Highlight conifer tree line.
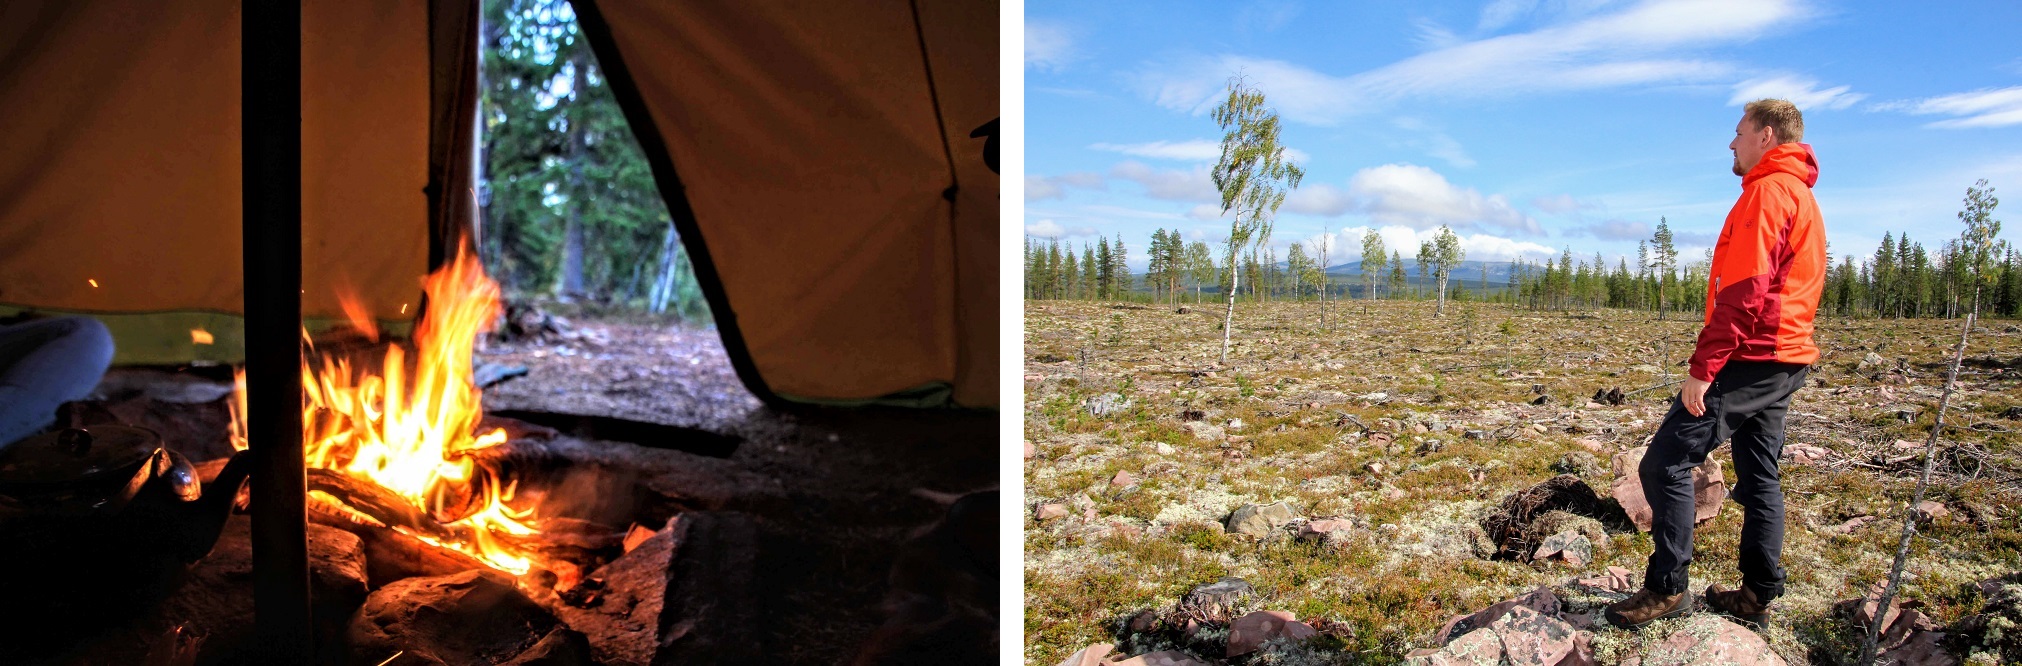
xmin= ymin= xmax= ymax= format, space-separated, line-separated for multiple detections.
xmin=1025 ymin=182 xmax=2014 ymax=319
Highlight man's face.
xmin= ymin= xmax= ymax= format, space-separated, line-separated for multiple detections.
xmin=1729 ymin=114 xmax=1774 ymax=176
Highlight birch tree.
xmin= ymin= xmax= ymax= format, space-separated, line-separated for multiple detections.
xmin=1209 ymin=76 xmax=1304 ymax=364
xmin=1417 ymin=225 xmax=1466 ymax=316
xmin=1361 ymin=229 xmax=1387 ymax=301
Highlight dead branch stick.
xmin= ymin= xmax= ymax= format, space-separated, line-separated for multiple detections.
xmin=1860 ymin=300 xmax=1978 ymax=665
xmin=1332 ymin=411 xmax=1370 ymax=432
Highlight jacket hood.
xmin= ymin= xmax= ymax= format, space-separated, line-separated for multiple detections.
xmin=1743 ymin=142 xmax=1818 ymax=188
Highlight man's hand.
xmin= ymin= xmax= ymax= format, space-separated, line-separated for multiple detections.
xmin=1681 ymin=377 xmax=1712 ymax=417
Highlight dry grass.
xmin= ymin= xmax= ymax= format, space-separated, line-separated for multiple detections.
xmin=1023 ymin=299 xmax=2022 ymax=665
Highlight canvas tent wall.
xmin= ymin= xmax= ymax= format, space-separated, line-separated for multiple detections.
xmin=0 ymin=0 xmax=998 ymax=408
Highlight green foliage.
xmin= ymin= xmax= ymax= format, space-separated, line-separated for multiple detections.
xmin=479 ymin=0 xmax=706 ymax=322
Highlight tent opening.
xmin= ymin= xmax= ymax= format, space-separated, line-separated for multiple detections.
xmin=471 ymin=0 xmax=764 ymax=431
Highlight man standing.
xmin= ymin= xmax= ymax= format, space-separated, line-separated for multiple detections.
xmin=1605 ymin=99 xmax=1827 ymax=630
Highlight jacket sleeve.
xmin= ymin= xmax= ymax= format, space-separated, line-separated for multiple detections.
xmin=1688 ymin=181 xmax=1792 ymax=382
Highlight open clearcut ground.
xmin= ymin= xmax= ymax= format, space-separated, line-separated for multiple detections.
xmin=1023 ymin=299 xmax=2022 ymax=665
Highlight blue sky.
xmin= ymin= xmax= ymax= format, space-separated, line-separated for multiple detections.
xmin=1024 ymin=0 xmax=2022 ymax=272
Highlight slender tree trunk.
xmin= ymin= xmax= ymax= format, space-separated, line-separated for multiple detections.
xmin=555 ymin=50 xmax=590 ymax=302
xmin=1221 ymin=252 xmax=1240 ymax=366
xmin=1435 ymin=272 xmax=1449 ymax=316
xmin=1860 ymin=286 xmax=1980 ymax=665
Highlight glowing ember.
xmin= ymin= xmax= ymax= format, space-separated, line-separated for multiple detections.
xmin=191 ymin=328 xmax=215 ymax=345
xmin=233 ymin=247 xmax=538 ymax=574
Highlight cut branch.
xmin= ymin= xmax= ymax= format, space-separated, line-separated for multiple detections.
xmin=1860 ymin=291 xmax=1979 ymax=665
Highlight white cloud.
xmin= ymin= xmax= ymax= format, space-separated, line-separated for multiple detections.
xmin=1026 ymin=20 xmax=1075 ymax=71
xmin=1302 ymin=225 xmax=1558 ymax=264
xmin=1727 ymin=74 xmax=1865 ymax=111
xmin=1138 ymin=0 xmax=1808 ymax=125
xmin=1876 ymin=85 xmax=2022 ymax=129
xmin=1110 ymin=161 xmax=1219 ymax=202
xmin=1025 ymin=173 xmax=1105 ymax=201
xmin=1025 ymin=219 xmax=1097 ymax=238
xmin=1187 ymin=204 xmax=1228 ymax=221
xmin=1348 ymin=164 xmax=1540 ymax=234
xmin=1283 ymin=183 xmax=1355 ymax=216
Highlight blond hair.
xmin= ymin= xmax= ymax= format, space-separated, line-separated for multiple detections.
xmin=1743 ymin=99 xmax=1804 ymax=144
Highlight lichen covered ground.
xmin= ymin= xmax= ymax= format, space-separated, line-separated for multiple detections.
xmin=1023 ymin=300 xmax=2022 ymax=664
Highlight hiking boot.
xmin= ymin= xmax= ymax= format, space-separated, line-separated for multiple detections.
xmin=1604 ymin=588 xmax=1691 ymax=629
xmin=1705 ymin=583 xmax=1769 ymax=629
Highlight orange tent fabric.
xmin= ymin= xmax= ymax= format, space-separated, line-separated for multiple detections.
xmin=582 ymin=0 xmax=998 ymax=406
xmin=0 ymin=0 xmax=430 ymax=324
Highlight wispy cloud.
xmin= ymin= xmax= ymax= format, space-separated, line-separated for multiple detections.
xmin=1727 ymin=74 xmax=1864 ymax=110
xmin=1572 ymin=218 xmax=1653 ymax=240
xmin=1393 ymin=117 xmax=1477 ymax=168
xmin=1139 ymin=0 xmax=1811 ymax=125
xmin=1110 ymin=161 xmax=1219 ymax=202
xmin=1091 ymin=139 xmax=1311 ymax=164
xmin=1091 ymin=139 xmax=1221 ymax=161
xmin=1531 ymin=194 xmax=1586 ymax=214
xmin=1027 ymin=20 xmax=1076 ymax=71
xmin=1874 ymin=86 xmax=2022 ymax=129
xmin=1025 ymin=173 xmax=1105 ymax=201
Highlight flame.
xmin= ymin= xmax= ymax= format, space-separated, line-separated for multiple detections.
xmin=228 ymin=369 xmax=248 ymax=452
xmin=232 ymin=247 xmax=538 ymax=574
xmin=338 ymin=292 xmax=382 ymax=343
xmin=191 ymin=328 xmax=215 ymax=345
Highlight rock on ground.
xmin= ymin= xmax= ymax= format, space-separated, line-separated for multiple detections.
xmin=1628 ymin=615 xmax=1784 ymax=666
xmin=1224 ymin=610 xmax=1318 ymax=657
xmin=1534 ymin=530 xmax=1593 ymax=567
xmin=1611 ymin=446 xmax=1726 ymax=532
xmin=1226 ymin=502 xmax=1299 ymax=537
xmin=349 ymin=569 xmax=591 ymax=666
xmin=1112 ymin=650 xmax=1215 ymax=665
xmin=1057 ymin=642 xmax=1115 ymax=666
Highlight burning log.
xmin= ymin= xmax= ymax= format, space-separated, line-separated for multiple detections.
xmin=307 ymin=496 xmax=490 ymax=588
xmin=306 ymin=468 xmax=453 ymax=542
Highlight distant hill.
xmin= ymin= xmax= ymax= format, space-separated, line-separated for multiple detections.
xmin=1323 ymin=259 xmax=1525 ymax=284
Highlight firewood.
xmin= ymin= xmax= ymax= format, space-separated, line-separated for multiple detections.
xmin=305 ymin=469 xmax=453 ymax=541
xmin=308 ymin=501 xmax=491 ymax=587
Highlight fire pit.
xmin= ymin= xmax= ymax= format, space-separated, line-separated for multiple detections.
xmin=11 ymin=251 xmax=759 ymax=665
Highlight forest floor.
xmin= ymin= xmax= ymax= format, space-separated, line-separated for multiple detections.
xmin=478 ymin=318 xmax=998 ymax=664
xmin=1023 ymin=299 xmax=2022 ymax=665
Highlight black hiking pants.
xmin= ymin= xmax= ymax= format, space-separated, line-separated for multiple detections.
xmin=1640 ymin=359 xmax=1809 ymax=602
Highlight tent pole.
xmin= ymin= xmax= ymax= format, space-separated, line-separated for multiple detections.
xmin=243 ymin=0 xmax=312 ymax=660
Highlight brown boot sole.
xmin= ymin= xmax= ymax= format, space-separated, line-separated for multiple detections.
xmin=1604 ymin=595 xmax=1694 ymax=630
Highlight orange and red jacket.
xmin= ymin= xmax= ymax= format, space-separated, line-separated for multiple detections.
xmin=1688 ymin=142 xmax=1827 ymax=383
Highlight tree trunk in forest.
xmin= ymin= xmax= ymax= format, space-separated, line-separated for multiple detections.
xmin=555 ymin=50 xmax=590 ymax=302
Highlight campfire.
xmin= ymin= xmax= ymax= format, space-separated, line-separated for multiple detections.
xmin=232 ymin=247 xmax=545 ymax=575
